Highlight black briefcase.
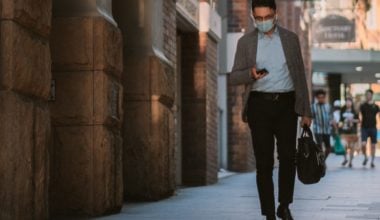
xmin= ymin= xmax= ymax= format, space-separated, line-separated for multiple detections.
xmin=296 ymin=126 xmax=326 ymax=184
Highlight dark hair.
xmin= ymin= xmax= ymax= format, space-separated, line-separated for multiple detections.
xmin=366 ymin=89 xmax=374 ymax=95
xmin=252 ymin=0 xmax=277 ymax=10
xmin=315 ymin=89 xmax=326 ymax=97
xmin=341 ymin=97 xmax=357 ymax=114
xmin=345 ymin=97 xmax=353 ymax=103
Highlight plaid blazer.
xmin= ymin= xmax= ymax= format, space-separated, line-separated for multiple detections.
xmin=229 ymin=26 xmax=312 ymax=123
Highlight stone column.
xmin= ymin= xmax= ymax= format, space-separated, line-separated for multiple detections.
xmin=113 ymin=0 xmax=177 ymax=201
xmin=49 ymin=0 xmax=123 ymax=217
xmin=0 ymin=1 xmax=51 ymax=219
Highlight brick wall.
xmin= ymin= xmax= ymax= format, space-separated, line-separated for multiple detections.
xmin=181 ymin=31 xmax=219 ymax=185
xmin=228 ymin=0 xmax=250 ymax=32
xmin=227 ymin=84 xmax=256 ymax=172
xmin=205 ymin=35 xmax=219 ymax=184
xmin=181 ymin=33 xmax=207 ymax=185
xmin=227 ymin=0 xmax=256 ymax=172
xmin=163 ymin=0 xmax=177 ymax=64
xmin=163 ymin=0 xmax=178 ymax=188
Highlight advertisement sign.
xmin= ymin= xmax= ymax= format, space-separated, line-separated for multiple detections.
xmin=313 ymin=14 xmax=356 ymax=43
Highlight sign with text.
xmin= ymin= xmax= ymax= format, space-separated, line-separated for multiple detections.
xmin=313 ymin=14 xmax=356 ymax=43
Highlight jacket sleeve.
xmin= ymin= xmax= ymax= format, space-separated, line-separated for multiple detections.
xmin=229 ymin=39 xmax=254 ymax=85
xmin=294 ymin=34 xmax=312 ymax=117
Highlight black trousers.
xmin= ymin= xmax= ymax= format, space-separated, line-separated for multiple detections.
xmin=247 ymin=91 xmax=298 ymax=216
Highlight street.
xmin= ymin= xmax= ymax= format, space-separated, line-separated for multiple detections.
xmin=96 ymin=155 xmax=380 ymax=220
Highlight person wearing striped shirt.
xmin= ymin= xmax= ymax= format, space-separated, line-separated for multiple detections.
xmin=311 ymin=90 xmax=333 ymax=160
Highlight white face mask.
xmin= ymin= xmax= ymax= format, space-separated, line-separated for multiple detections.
xmin=254 ymin=14 xmax=277 ymax=33
xmin=255 ymin=19 xmax=275 ymax=33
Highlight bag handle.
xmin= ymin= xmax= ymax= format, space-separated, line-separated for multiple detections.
xmin=301 ymin=125 xmax=313 ymax=138
xmin=300 ymin=125 xmax=313 ymax=157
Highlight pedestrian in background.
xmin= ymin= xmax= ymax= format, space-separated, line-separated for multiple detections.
xmin=332 ymin=100 xmax=346 ymax=155
xmin=332 ymin=100 xmax=341 ymax=133
xmin=311 ymin=90 xmax=333 ymax=160
xmin=229 ymin=0 xmax=312 ymax=219
xmin=340 ymin=98 xmax=360 ymax=168
xmin=360 ymin=89 xmax=379 ymax=168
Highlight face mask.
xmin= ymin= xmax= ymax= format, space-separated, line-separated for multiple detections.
xmin=256 ymin=18 xmax=275 ymax=33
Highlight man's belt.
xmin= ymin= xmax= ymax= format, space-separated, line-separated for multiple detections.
xmin=250 ymin=91 xmax=295 ymax=101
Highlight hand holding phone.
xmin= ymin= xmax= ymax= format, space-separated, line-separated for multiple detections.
xmin=251 ymin=67 xmax=269 ymax=80
xmin=257 ymin=68 xmax=269 ymax=75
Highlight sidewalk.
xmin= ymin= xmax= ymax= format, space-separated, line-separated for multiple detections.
xmin=96 ymin=155 xmax=380 ymax=220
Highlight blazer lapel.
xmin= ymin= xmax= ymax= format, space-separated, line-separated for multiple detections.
xmin=247 ymin=29 xmax=259 ymax=68
xmin=278 ymin=26 xmax=296 ymax=80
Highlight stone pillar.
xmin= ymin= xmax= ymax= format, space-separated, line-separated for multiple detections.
xmin=113 ymin=0 xmax=176 ymax=201
xmin=49 ymin=0 xmax=123 ymax=217
xmin=0 ymin=1 xmax=51 ymax=219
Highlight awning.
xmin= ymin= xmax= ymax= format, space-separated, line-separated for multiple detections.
xmin=312 ymin=48 xmax=380 ymax=83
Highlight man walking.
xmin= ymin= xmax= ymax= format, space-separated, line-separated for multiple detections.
xmin=360 ymin=89 xmax=379 ymax=168
xmin=229 ymin=0 xmax=312 ymax=219
xmin=311 ymin=90 xmax=333 ymax=160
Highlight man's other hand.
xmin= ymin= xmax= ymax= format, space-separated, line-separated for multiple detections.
xmin=301 ymin=116 xmax=312 ymax=128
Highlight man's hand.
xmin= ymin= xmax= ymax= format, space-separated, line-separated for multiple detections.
xmin=251 ymin=67 xmax=268 ymax=80
xmin=301 ymin=116 xmax=312 ymax=128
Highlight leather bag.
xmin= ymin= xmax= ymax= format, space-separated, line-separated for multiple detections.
xmin=296 ymin=126 xmax=326 ymax=184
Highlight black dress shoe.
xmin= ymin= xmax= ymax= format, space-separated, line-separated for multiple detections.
xmin=277 ymin=206 xmax=294 ymax=220
xmin=266 ymin=215 xmax=276 ymax=220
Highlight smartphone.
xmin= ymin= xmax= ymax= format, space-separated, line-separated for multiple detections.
xmin=257 ymin=68 xmax=269 ymax=75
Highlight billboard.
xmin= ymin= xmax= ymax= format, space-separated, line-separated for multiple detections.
xmin=313 ymin=14 xmax=356 ymax=43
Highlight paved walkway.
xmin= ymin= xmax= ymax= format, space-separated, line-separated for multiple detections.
xmin=96 ymin=155 xmax=380 ymax=220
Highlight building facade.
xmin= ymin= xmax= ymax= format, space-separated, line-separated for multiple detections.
xmin=0 ymin=0 xmax=313 ymax=219
xmin=0 ymin=0 xmax=226 ymax=219
xmin=310 ymin=0 xmax=380 ymax=102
